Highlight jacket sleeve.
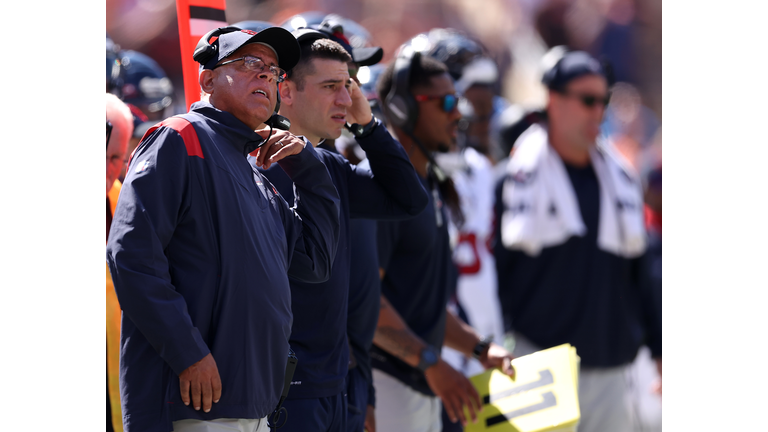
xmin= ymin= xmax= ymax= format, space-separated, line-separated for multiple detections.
xmin=275 ymin=141 xmax=341 ymax=283
xmin=367 ymin=376 xmax=376 ymax=408
xmin=376 ymin=219 xmax=402 ymax=275
xmin=106 ymin=127 xmax=210 ymax=375
xmin=347 ymin=121 xmax=429 ymax=220
xmin=634 ymin=246 xmax=662 ymax=359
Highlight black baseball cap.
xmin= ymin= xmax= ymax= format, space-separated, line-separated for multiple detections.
xmin=293 ymin=26 xmax=383 ymax=66
xmin=542 ymin=48 xmax=608 ymax=91
xmin=198 ymin=27 xmax=301 ymax=71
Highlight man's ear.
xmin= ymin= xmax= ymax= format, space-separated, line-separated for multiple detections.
xmin=199 ymin=70 xmax=215 ymax=95
xmin=280 ymin=79 xmax=295 ymax=107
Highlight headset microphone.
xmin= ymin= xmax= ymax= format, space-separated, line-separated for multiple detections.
xmin=264 ymin=80 xmax=290 ymax=131
xmin=265 ymin=114 xmax=291 ymax=131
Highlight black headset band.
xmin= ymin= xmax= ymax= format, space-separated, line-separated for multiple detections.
xmin=193 ymin=26 xmax=242 ymax=66
xmin=385 ymin=50 xmax=420 ymax=134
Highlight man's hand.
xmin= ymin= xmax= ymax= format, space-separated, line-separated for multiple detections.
xmin=479 ymin=342 xmax=516 ymax=379
xmin=179 ymin=353 xmax=222 ymax=413
xmin=652 ymin=358 xmax=662 ymax=396
xmin=364 ymin=404 xmax=376 ymax=432
xmin=251 ymin=129 xmax=306 ymax=170
xmin=345 ymin=79 xmax=373 ymax=127
xmin=424 ymin=359 xmax=482 ymax=426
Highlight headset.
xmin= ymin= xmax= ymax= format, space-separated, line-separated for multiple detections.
xmin=384 ymin=49 xmax=420 ymax=134
xmin=193 ymin=26 xmax=242 ymax=66
xmin=194 ymin=26 xmax=290 ymax=131
xmin=383 ymin=48 xmax=447 ymax=182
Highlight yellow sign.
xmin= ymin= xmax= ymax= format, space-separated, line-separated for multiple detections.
xmin=463 ymin=344 xmax=580 ymax=432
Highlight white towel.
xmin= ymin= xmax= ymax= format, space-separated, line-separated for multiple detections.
xmin=500 ymin=123 xmax=646 ymax=258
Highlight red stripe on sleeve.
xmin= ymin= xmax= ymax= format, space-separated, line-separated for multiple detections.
xmin=162 ymin=117 xmax=204 ymax=159
xmin=132 ymin=117 xmax=204 ymax=166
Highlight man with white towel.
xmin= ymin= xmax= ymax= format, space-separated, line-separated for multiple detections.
xmin=493 ymin=47 xmax=661 ymax=432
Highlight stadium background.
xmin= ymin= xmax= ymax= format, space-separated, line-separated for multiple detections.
xmin=105 ymin=0 xmax=662 ymax=127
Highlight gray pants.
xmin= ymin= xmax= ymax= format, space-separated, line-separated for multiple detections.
xmin=172 ymin=417 xmax=269 ymax=432
xmin=507 ymin=331 xmax=634 ymax=432
xmin=372 ymin=369 xmax=442 ymax=432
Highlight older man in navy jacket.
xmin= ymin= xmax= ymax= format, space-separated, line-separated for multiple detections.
xmin=107 ymin=27 xmax=341 ymax=432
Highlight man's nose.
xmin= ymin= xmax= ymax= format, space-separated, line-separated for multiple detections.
xmin=448 ymin=105 xmax=462 ymax=121
xmin=257 ymin=69 xmax=274 ymax=83
xmin=337 ymin=87 xmax=353 ymax=107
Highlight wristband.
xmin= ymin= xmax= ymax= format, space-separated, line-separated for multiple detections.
xmin=472 ymin=335 xmax=493 ymax=360
xmin=345 ymin=116 xmax=378 ymax=139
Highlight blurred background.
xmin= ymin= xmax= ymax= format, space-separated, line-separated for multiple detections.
xmin=106 ymin=0 xmax=661 ymax=174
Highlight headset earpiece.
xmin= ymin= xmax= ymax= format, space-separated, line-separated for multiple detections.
xmin=385 ymin=50 xmax=420 ymax=134
xmin=193 ymin=26 xmax=242 ymax=66
xmin=384 ymin=49 xmax=450 ymax=185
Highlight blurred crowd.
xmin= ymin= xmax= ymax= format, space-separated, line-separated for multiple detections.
xmin=107 ymin=0 xmax=661 ymax=190
xmin=106 ymin=0 xmax=661 ymax=136
xmin=106 ymin=0 xmax=661 ymax=431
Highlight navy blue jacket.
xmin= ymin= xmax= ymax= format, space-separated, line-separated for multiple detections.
xmin=371 ymin=175 xmax=458 ymax=396
xmin=258 ymin=121 xmax=429 ymax=400
xmin=347 ymin=218 xmax=379 ymax=407
xmin=106 ymin=102 xmax=340 ymax=432
xmin=493 ymin=163 xmax=662 ymax=368
xmin=346 ymin=159 xmax=381 ymax=409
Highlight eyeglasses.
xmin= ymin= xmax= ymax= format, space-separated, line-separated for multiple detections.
xmin=414 ymin=93 xmax=459 ymax=113
xmin=107 ymin=120 xmax=113 ymax=150
xmin=212 ymin=56 xmax=286 ymax=82
xmin=558 ymin=91 xmax=611 ymax=109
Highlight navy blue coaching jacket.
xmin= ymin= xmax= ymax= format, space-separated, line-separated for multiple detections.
xmin=106 ymin=101 xmax=341 ymax=432
xmin=258 ymin=120 xmax=429 ymax=402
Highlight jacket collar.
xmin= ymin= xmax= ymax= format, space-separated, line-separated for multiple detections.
xmin=190 ymin=101 xmax=267 ymax=155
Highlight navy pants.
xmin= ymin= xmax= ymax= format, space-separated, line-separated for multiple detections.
xmin=346 ymin=367 xmax=369 ymax=432
xmin=280 ymin=391 xmax=347 ymax=432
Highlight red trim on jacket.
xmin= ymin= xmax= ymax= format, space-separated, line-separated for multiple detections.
xmin=131 ymin=117 xmax=205 ymax=168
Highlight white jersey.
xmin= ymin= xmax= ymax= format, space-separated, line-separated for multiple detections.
xmin=442 ymin=147 xmax=506 ymax=377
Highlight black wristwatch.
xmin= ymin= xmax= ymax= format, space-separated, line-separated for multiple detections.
xmin=417 ymin=345 xmax=440 ymax=373
xmin=472 ymin=335 xmax=494 ymax=360
xmin=345 ymin=116 xmax=378 ymax=139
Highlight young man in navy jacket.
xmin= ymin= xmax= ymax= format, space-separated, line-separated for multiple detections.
xmin=256 ymin=32 xmax=428 ymax=431
xmin=107 ymin=27 xmax=341 ymax=432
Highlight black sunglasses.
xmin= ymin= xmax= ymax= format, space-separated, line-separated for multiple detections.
xmin=107 ymin=120 xmax=113 ymax=150
xmin=558 ymin=91 xmax=611 ymax=109
xmin=414 ymin=93 xmax=459 ymax=113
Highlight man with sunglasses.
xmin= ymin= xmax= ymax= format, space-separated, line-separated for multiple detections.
xmin=493 ymin=49 xmax=661 ymax=432
xmin=371 ymin=52 xmax=515 ymax=432
xmin=107 ymin=27 xmax=342 ymax=432
xmin=255 ymin=23 xmax=429 ymax=431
